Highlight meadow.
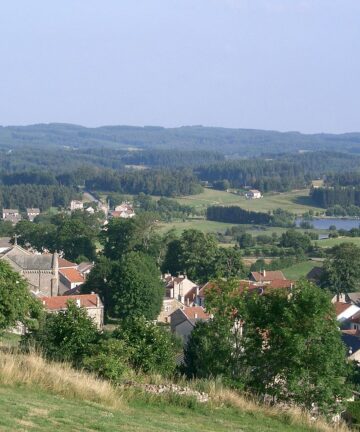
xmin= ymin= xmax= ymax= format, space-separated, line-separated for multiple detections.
xmin=176 ymin=188 xmax=323 ymax=215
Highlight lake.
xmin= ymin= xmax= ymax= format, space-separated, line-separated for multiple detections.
xmin=296 ymin=218 xmax=360 ymax=231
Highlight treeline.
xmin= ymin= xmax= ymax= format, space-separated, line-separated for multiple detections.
xmin=196 ymin=152 xmax=360 ymax=192
xmin=207 ymin=206 xmax=271 ymax=224
xmin=325 ymin=171 xmax=360 ymax=187
xmin=197 ymin=159 xmax=310 ymax=192
xmin=0 ymin=185 xmax=79 ymax=211
xmin=85 ymin=169 xmax=203 ymax=196
xmin=311 ymin=187 xmax=360 ymax=208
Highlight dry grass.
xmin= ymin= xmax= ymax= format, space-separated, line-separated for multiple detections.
xmin=0 ymin=349 xmax=348 ymax=431
xmin=0 ymin=351 xmax=123 ymax=409
xmin=190 ymin=380 xmax=349 ymax=432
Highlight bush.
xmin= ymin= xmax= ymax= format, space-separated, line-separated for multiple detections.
xmin=113 ymin=317 xmax=178 ymax=376
xmin=23 ymin=301 xmax=99 ymax=365
xmin=82 ymin=339 xmax=134 ymax=383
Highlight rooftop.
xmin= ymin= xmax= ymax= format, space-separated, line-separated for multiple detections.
xmin=41 ymin=294 xmax=100 ymax=310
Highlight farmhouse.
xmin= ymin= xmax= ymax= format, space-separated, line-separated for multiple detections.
xmin=26 ymin=208 xmax=40 ymax=222
xmin=246 ymin=189 xmax=262 ymax=199
xmin=111 ymin=202 xmax=135 ymax=219
xmin=2 ymin=209 xmax=21 ymax=224
xmin=70 ymin=200 xmax=83 ymax=211
xmin=40 ymin=294 xmax=104 ymax=329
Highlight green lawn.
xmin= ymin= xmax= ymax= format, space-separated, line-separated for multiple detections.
xmin=0 ymin=384 xmax=320 ymax=432
xmin=282 ymin=260 xmax=322 ymax=280
xmin=176 ymin=188 xmax=323 ymax=215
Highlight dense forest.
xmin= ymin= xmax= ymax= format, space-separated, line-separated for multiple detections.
xmin=2 ymin=123 xmax=360 ymax=156
xmin=207 ymin=206 xmax=271 ymax=225
xmin=0 ymin=185 xmax=79 ymax=211
xmin=311 ymin=186 xmax=360 ymax=208
xmin=196 ymin=152 xmax=360 ymax=192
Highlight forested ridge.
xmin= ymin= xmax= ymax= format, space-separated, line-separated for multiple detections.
xmin=2 ymin=123 xmax=360 ymax=156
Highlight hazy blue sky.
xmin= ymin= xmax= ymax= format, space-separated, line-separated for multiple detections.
xmin=1 ymin=0 xmax=359 ymax=133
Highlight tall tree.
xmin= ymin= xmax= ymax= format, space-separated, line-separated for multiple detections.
xmin=0 ymin=261 xmax=42 ymax=332
xmin=321 ymin=242 xmax=360 ymax=299
xmin=108 ymin=252 xmax=163 ymax=320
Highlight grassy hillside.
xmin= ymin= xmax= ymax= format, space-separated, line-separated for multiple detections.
xmin=0 ymin=350 xmax=343 ymax=432
xmin=176 ymin=188 xmax=322 ymax=215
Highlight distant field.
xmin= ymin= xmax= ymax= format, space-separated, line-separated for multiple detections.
xmin=282 ymin=260 xmax=321 ymax=280
xmin=314 ymin=236 xmax=360 ymax=248
xmin=176 ymin=188 xmax=323 ymax=215
xmin=156 ymin=219 xmax=306 ymax=237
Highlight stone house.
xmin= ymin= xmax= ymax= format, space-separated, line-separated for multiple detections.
xmin=163 ymin=274 xmax=199 ymax=305
xmin=2 ymin=209 xmax=21 ymax=224
xmin=40 ymin=294 xmax=104 ymax=329
xmin=70 ymin=200 xmax=83 ymax=211
xmin=0 ymin=244 xmax=59 ymax=296
xmin=59 ymin=267 xmax=85 ymax=292
xmin=250 ymin=270 xmax=286 ymax=283
xmin=157 ymin=298 xmax=183 ymax=323
xmin=111 ymin=202 xmax=135 ymax=219
xmin=170 ymin=306 xmax=210 ymax=344
xmin=26 ymin=208 xmax=40 ymax=222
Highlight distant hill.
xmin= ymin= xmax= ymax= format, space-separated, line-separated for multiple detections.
xmin=1 ymin=123 xmax=360 ymax=156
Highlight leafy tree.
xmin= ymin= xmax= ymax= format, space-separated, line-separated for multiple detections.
xmin=113 ymin=316 xmax=177 ymax=375
xmin=242 ymin=281 xmax=349 ymax=412
xmin=0 ymin=261 xmax=42 ymax=332
xmin=24 ymin=301 xmax=99 ymax=364
xmin=279 ymin=229 xmax=311 ymax=251
xmin=321 ymin=242 xmax=360 ymax=298
xmin=186 ymin=279 xmax=350 ymax=414
xmin=109 ymin=252 xmax=163 ymax=320
xmin=215 ymin=247 xmax=245 ymax=279
xmin=237 ymin=233 xmax=254 ymax=248
xmin=81 ymin=256 xmax=114 ymax=314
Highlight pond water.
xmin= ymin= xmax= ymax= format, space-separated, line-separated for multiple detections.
xmin=296 ymin=218 xmax=360 ymax=231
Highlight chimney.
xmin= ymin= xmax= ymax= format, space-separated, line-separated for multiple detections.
xmin=194 ymin=313 xmax=198 ymax=319
xmin=76 ymin=299 xmax=81 ymax=307
xmin=263 ymin=269 xmax=266 ymax=278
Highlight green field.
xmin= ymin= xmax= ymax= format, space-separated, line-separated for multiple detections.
xmin=314 ymin=236 xmax=360 ymax=248
xmin=176 ymin=188 xmax=323 ymax=215
xmin=282 ymin=260 xmax=322 ymax=280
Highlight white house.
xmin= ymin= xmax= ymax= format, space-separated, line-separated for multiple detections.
xmin=70 ymin=200 xmax=84 ymax=211
xmin=246 ymin=189 xmax=262 ymax=199
xmin=333 ymin=302 xmax=360 ymax=323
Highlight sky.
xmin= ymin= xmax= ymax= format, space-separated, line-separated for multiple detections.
xmin=0 ymin=0 xmax=360 ymax=133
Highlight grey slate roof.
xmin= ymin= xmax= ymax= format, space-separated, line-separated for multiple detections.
xmin=8 ymin=254 xmax=54 ymax=270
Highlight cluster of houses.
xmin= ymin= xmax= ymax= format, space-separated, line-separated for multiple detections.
xmin=159 ymin=269 xmax=294 ymax=344
xmin=69 ymin=200 xmax=135 ymax=220
xmin=0 ymin=237 xmax=103 ymax=329
xmin=2 ymin=208 xmax=41 ymax=224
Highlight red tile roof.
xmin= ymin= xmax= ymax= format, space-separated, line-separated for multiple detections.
xmin=59 ymin=268 xmax=84 ymax=284
xmin=334 ymin=302 xmax=352 ymax=316
xmin=40 ymin=294 xmax=100 ymax=310
xmin=58 ymin=257 xmax=77 ymax=268
xmin=183 ymin=306 xmax=210 ymax=320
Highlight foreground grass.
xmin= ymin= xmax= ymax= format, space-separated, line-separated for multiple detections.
xmin=0 ymin=384 xmax=323 ymax=432
xmin=0 ymin=351 xmax=346 ymax=432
